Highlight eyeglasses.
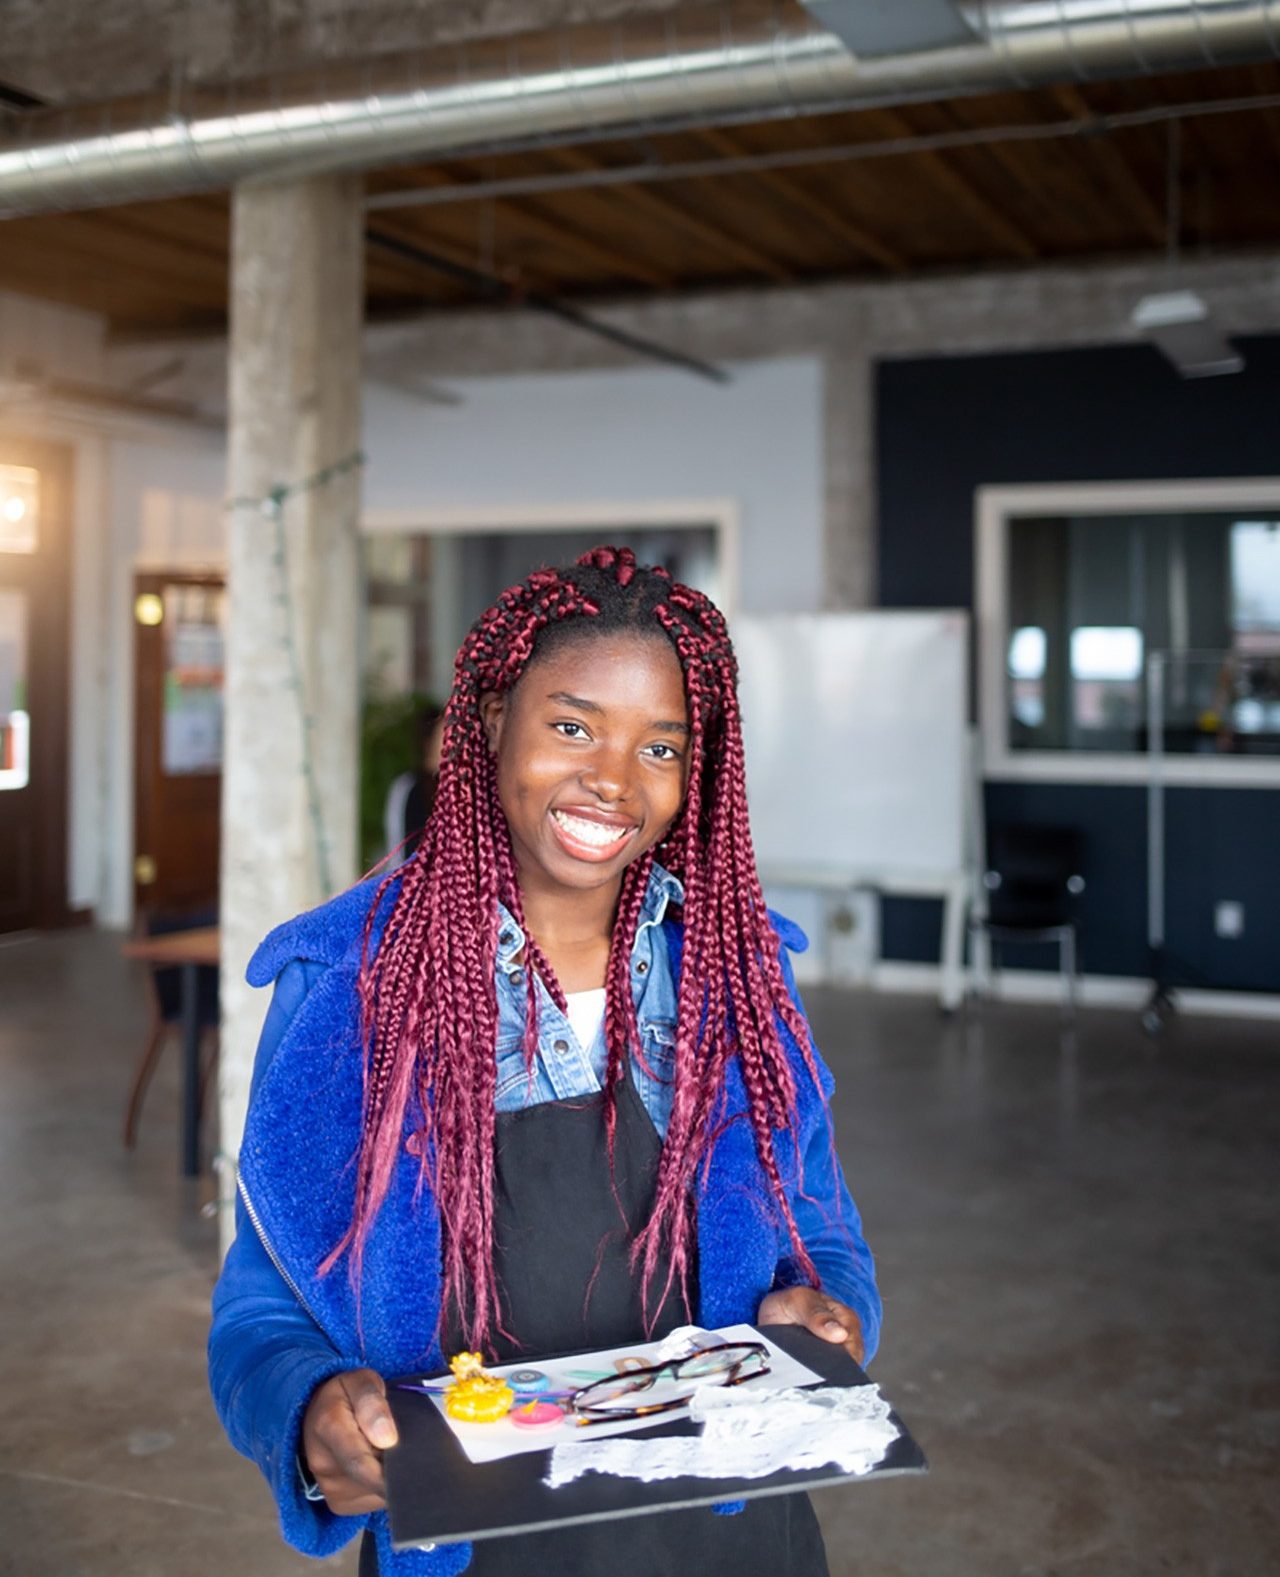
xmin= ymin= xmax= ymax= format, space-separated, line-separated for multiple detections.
xmin=568 ymin=1340 xmax=771 ymax=1426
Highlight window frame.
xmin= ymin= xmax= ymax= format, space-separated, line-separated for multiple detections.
xmin=976 ymin=478 xmax=1280 ymax=787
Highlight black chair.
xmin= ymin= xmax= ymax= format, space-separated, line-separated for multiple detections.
xmin=123 ymin=906 xmax=220 ymax=1149
xmin=970 ymin=825 xmax=1085 ymax=1011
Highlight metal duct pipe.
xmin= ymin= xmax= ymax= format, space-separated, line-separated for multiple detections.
xmin=0 ymin=0 xmax=1278 ymax=218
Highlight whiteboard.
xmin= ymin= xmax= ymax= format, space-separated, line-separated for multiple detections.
xmin=733 ymin=610 xmax=970 ymax=878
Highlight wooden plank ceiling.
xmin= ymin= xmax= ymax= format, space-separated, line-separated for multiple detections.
xmin=2 ymin=60 xmax=1279 ymax=339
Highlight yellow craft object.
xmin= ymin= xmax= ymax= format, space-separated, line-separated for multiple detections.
xmin=443 ymin=1351 xmax=515 ymax=1423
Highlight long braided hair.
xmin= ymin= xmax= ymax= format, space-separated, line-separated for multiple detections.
xmin=327 ymin=546 xmax=825 ymax=1351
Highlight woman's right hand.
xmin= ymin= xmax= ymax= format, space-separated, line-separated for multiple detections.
xmin=301 ymin=1369 xmax=400 ymax=1514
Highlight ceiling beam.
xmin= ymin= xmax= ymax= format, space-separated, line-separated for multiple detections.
xmin=869 ymin=106 xmax=1038 ymax=261
xmin=0 ymin=254 xmax=146 ymax=321
xmin=0 ymin=216 xmax=224 ymax=310
xmin=366 ymin=214 xmax=545 ymax=300
xmin=423 ymin=163 xmax=674 ymax=291
xmin=365 ymin=227 xmax=729 ymax=383
xmin=696 ymin=126 xmax=906 ymax=272
xmin=1051 ymin=84 xmax=1168 ymax=248
xmin=545 ymin=147 xmax=795 ymax=284
xmin=926 ymin=112 xmax=1064 ymax=241
xmin=51 ymin=209 xmax=229 ymax=292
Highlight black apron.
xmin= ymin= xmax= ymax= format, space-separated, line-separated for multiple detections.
xmin=362 ymin=1067 xmax=827 ymax=1576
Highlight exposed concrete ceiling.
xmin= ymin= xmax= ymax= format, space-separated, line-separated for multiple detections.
xmin=3 ymin=2 xmax=1279 ymax=344
xmin=0 ymin=0 xmax=685 ymax=106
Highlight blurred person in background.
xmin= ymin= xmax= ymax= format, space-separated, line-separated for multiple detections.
xmin=384 ymin=703 xmax=445 ymax=865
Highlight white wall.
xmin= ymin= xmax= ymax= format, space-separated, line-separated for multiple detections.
xmin=362 ymin=357 xmax=824 ymax=613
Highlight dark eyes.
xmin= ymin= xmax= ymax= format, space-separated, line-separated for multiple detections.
xmin=550 ymin=721 xmax=682 ymax=761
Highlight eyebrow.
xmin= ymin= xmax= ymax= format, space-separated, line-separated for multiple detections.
xmin=546 ymin=691 xmax=691 ymax=736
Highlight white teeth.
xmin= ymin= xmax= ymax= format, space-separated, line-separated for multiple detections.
xmin=553 ymin=810 xmax=633 ymax=848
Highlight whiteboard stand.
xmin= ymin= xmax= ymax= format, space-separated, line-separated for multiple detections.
xmin=761 ymin=864 xmax=971 ymax=1013
xmin=964 ymin=725 xmax=993 ymax=997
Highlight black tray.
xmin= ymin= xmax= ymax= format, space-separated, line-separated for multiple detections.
xmin=384 ymin=1324 xmax=927 ymax=1550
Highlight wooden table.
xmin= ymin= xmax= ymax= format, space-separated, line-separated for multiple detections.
xmin=122 ymin=926 xmax=220 ymax=1176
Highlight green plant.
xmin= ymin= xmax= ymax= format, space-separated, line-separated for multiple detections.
xmin=359 ymin=691 xmax=438 ymax=872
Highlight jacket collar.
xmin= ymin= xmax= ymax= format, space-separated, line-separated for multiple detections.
xmin=494 ymin=861 xmax=684 ymax=969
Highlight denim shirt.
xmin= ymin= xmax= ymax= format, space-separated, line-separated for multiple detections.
xmin=493 ymin=862 xmax=683 ymax=1132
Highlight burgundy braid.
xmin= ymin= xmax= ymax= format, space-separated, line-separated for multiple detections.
xmin=327 ymin=545 xmax=827 ymax=1353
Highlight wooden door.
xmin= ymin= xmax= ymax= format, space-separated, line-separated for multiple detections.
xmin=0 ymin=441 xmax=71 ymax=933
xmin=133 ymin=572 xmax=225 ymax=915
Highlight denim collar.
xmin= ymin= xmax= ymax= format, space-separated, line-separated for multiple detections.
xmin=495 ymin=861 xmax=685 ymax=968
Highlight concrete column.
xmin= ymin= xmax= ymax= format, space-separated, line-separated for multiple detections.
xmin=822 ymin=349 xmax=876 ymax=610
xmin=219 ymin=175 xmax=364 ymax=1244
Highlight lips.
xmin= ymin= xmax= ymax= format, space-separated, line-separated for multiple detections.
xmin=550 ymin=807 xmax=639 ymax=862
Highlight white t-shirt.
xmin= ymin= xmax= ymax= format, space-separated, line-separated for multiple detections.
xmin=564 ymin=987 xmax=607 ymax=1052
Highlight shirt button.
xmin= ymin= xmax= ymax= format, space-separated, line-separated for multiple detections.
xmin=511 ymin=969 xmax=524 ymax=984
xmin=635 ymin=960 xmax=649 ymax=975
xmin=500 ymin=930 xmax=514 ymax=946
xmin=553 ymin=1038 xmax=569 ymax=1053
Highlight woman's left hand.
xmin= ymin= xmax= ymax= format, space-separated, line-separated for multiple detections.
xmin=757 ymin=1286 xmax=865 ymax=1366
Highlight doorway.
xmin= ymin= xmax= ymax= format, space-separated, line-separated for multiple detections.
xmin=0 ymin=441 xmax=71 ymax=933
xmin=132 ymin=571 xmax=225 ymax=916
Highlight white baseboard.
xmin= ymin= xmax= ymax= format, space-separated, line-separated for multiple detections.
xmin=866 ymin=960 xmax=1280 ymax=1022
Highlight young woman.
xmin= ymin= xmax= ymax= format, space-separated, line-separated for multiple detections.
xmin=210 ymin=547 xmax=880 ymax=1576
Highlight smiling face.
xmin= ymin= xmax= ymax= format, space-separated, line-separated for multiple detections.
xmin=480 ymin=630 xmax=690 ymax=913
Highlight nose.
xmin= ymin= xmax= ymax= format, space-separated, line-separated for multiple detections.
xmin=579 ymin=742 xmax=633 ymax=805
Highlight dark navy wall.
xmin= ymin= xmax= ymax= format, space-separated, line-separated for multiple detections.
xmin=875 ymin=335 xmax=1280 ymax=992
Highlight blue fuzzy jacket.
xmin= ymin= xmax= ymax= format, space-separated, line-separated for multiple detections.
xmin=208 ymin=875 xmax=880 ymax=1574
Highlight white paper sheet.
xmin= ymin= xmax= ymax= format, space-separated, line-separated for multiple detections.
xmin=409 ymin=1324 xmax=822 ymax=1465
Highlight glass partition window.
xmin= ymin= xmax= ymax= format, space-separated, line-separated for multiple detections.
xmin=0 ymin=589 xmax=29 ymax=790
xmin=1005 ymin=509 xmax=1280 ymax=756
xmin=1231 ymin=522 xmax=1280 ymax=649
xmin=0 ymin=465 xmax=39 ymax=555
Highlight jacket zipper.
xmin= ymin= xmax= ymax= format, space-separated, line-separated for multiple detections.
xmin=236 ymin=1169 xmax=327 ymax=1329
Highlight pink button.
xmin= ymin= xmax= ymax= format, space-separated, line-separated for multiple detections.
xmin=509 ymin=1401 xmax=564 ymax=1431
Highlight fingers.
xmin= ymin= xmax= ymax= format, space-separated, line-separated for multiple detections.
xmin=798 ymin=1292 xmax=849 ymax=1341
xmin=342 ymin=1370 xmax=399 ymax=1451
xmin=839 ymin=1316 xmax=866 ymax=1366
xmin=758 ymin=1286 xmax=866 ymax=1364
xmin=802 ymin=1293 xmax=865 ymax=1363
xmin=301 ymin=1369 xmax=397 ymax=1516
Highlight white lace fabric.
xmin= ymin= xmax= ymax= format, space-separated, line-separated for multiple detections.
xmin=544 ymin=1383 xmax=899 ymax=1488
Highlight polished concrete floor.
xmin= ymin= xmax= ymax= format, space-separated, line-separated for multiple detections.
xmin=1 ymin=928 xmax=1277 ymax=1576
